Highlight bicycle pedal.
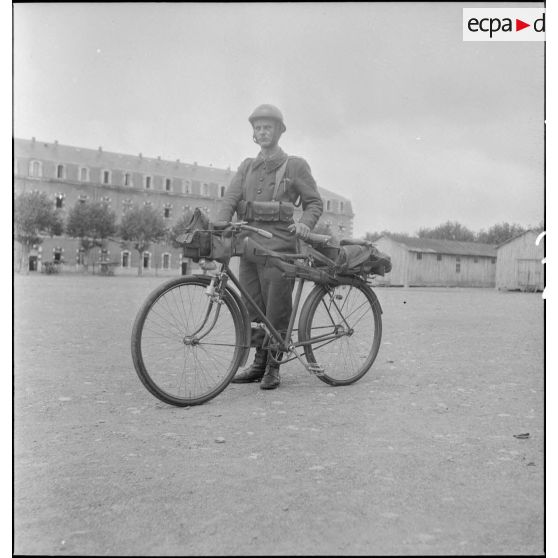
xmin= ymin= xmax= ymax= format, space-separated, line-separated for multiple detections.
xmin=307 ymin=363 xmax=326 ymax=377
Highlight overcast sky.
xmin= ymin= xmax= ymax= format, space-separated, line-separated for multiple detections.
xmin=13 ymin=2 xmax=544 ymax=237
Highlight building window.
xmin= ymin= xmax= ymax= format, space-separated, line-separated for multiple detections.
xmin=416 ymin=252 xmax=422 ymax=260
xmin=76 ymin=248 xmax=85 ymax=265
xmin=202 ymin=183 xmax=209 ymax=196
xmin=163 ymin=206 xmax=172 ymax=219
xmin=491 ymin=257 xmax=496 ymax=264
xmin=55 ymin=193 xmax=65 ymax=209
xmin=99 ymin=248 xmax=109 ymax=262
xmin=456 ymin=256 xmax=461 ymax=262
xmin=79 ymin=167 xmax=89 ymax=182
xmin=162 ymin=253 xmax=171 ymax=270
xmin=473 ymin=256 xmax=478 ymax=263
xmin=29 ymin=160 xmax=42 ymax=177
xmin=123 ymin=172 xmax=131 ymax=187
xmin=53 ymin=247 xmax=63 ymax=263
xmin=145 ymin=175 xmax=152 ymax=189
xmin=326 ymin=200 xmax=331 ymax=211
xmin=340 ymin=202 xmax=344 ymax=213
xmin=143 ymin=251 xmax=151 ymax=269
xmin=102 ymin=170 xmax=111 ymax=185
xmin=121 ymin=250 xmax=131 ymax=268
xmin=165 ymin=178 xmax=172 ymax=192
xmin=184 ymin=181 xmax=191 ymax=194
xmin=56 ymin=164 xmax=65 ymax=179
xmin=456 ymin=263 xmax=461 ymax=273
xmin=437 ymin=254 xmax=442 ymax=261
xmin=220 ymin=186 xmax=226 ymax=198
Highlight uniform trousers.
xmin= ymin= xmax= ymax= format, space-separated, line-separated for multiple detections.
xmin=239 ymin=256 xmax=295 ymax=342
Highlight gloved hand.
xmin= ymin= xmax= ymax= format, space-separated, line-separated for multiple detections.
xmin=212 ymin=221 xmax=230 ymax=231
xmin=288 ymin=222 xmax=311 ymax=239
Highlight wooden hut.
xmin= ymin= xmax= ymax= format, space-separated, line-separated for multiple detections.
xmin=373 ymin=236 xmax=497 ymax=288
xmin=495 ymin=230 xmax=544 ymax=291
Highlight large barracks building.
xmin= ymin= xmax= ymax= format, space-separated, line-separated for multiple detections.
xmin=14 ymin=137 xmax=354 ymax=274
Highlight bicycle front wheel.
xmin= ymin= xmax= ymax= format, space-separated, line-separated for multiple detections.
xmin=298 ymin=280 xmax=382 ymax=386
xmin=131 ymin=276 xmax=246 ymax=406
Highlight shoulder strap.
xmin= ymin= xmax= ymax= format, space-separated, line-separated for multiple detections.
xmin=272 ymin=157 xmax=289 ymax=201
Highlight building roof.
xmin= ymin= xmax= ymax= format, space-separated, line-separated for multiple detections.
xmin=14 ymin=137 xmax=232 ymax=183
xmin=496 ymin=229 xmax=543 ymax=249
xmin=380 ymin=235 xmax=497 ymax=257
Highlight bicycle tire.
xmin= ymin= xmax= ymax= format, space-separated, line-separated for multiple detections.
xmin=131 ymin=275 xmax=246 ymax=406
xmin=298 ymin=280 xmax=382 ymax=386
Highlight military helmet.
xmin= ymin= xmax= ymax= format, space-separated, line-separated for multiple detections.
xmin=248 ymin=104 xmax=286 ymax=133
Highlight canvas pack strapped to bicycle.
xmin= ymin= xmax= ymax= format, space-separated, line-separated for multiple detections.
xmin=178 ymin=208 xmax=244 ymax=263
xmin=301 ymin=236 xmax=392 ymax=278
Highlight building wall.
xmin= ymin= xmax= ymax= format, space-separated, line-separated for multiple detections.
xmin=373 ymin=237 xmax=410 ymax=286
xmin=373 ymin=237 xmax=496 ymax=287
xmin=14 ymin=138 xmax=354 ymax=274
xmin=496 ymin=231 xmax=544 ymax=291
xmin=407 ymin=252 xmax=495 ymax=287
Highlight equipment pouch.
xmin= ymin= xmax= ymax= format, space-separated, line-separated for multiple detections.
xmin=251 ymin=201 xmax=294 ymax=222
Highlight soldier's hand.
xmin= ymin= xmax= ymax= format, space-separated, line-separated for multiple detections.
xmin=288 ymin=222 xmax=310 ymax=239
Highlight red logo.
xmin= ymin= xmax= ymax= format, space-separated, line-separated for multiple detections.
xmin=516 ymin=19 xmax=530 ymax=31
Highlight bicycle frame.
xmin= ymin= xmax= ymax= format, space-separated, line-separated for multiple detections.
xmin=212 ymin=258 xmax=356 ymax=366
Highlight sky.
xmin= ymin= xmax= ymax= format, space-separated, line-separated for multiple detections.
xmin=13 ymin=2 xmax=545 ymax=238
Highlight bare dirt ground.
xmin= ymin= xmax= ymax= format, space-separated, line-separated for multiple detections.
xmin=14 ymin=273 xmax=544 ymax=556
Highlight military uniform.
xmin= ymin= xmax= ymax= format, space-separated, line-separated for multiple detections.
xmin=217 ymin=147 xmax=323 ymax=338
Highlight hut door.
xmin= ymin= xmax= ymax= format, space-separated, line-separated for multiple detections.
xmin=517 ymin=259 xmax=542 ymax=292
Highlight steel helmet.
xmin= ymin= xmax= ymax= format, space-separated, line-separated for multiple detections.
xmin=248 ymin=104 xmax=286 ymax=133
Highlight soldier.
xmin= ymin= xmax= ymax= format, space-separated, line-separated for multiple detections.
xmin=215 ymin=104 xmax=323 ymax=389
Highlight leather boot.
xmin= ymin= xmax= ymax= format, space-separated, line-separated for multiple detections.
xmin=260 ymin=352 xmax=282 ymax=390
xmin=231 ymin=348 xmax=268 ymax=383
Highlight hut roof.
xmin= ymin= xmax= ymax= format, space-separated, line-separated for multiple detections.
xmin=381 ymin=236 xmax=497 ymax=257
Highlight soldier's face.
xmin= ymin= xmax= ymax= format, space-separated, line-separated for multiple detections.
xmin=252 ymin=118 xmax=279 ymax=147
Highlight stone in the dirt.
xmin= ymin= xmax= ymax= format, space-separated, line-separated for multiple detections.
xmin=214 ymin=437 xmax=226 ymax=443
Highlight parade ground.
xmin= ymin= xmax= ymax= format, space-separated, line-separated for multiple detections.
xmin=13 ymin=274 xmax=544 ymax=555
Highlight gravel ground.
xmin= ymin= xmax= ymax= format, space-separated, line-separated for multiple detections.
xmin=14 ymin=273 xmax=544 ymax=555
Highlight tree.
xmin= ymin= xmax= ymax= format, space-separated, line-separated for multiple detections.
xmin=66 ymin=201 xmax=117 ymax=270
xmin=119 ymin=205 xmax=166 ymax=276
xmin=417 ymin=221 xmax=475 ymax=242
xmin=14 ymin=191 xmax=63 ymax=273
xmin=476 ymin=222 xmax=527 ymax=245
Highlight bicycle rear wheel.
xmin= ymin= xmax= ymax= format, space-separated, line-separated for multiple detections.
xmin=131 ymin=276 xmax=246 ymax=406
xmin=298 ymin=280 xmax=382 ymax=386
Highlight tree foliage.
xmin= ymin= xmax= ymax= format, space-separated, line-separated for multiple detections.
xmin=364 ymin=220 xmax=538 ymax=245
xmin=476 ymin=222 xmax=527 ymax=245
xmin=14 ymin=191 xmax=63 ymax=272
xmin=14 ymin=191 xmax=63 ymax=246
xmin=417 ymin=221 xmax=476 ymax=242
xmin=119 ymin=205 xmax=167 ymax=275
xmin=66 ymin=201 xmax=117 ymax=252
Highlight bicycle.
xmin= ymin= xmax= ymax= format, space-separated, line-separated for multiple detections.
xmin=131 ymin=222 xmax=386 ymax=406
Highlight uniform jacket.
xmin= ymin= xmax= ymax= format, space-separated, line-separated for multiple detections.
xmin=217 ymin=148 xmax=323 ymax=252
